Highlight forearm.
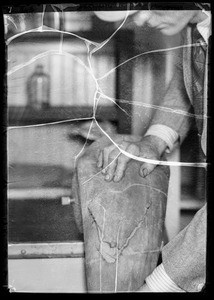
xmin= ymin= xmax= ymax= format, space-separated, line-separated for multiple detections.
xmin=138 ymin=205 xmax=207 ymax=293
xmin=149 ymin=67 xmax=193 ymax=144
xmin=162 ymin=204 xmax=207 ymax=292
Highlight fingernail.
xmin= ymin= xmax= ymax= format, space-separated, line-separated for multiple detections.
xmin=114 ymin=176 xmax=119 ymax=182
xmin=105 ymin=175 xmax=110 ymax=181
xmin=142 ymin=168 xmax=148 ymax=177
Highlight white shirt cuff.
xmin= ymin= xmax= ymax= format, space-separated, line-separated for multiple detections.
xmin=197 ymin=10 xmax=211 ymax=44
xmin=144 ymin=124 xmax=179 ymax=153
xmin=145 ymin=263 xmax=185 ymax=293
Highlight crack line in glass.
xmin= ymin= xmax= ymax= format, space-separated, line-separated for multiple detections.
xmin=6 ymin=5 xmax=208 ymax=170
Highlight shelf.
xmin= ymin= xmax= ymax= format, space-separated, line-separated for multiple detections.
xmin=7 ymin=30 xmax=117 ymax=44
xmin=8 ymin=241 xmax=84 ymax=259
xmin=8 ymin=105 xmax=118 ymax=126
xmin=6 ymin=26 xmax=133 ymax=47
xmin=8 ymin=187 xmax=72 ymax=200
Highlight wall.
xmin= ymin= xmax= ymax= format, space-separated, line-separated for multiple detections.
xmin=7 ymin=38 xmax=116 ymax=107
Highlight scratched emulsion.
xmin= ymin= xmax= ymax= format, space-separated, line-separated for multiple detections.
xmin=5 ymin=4 xmax=208 ymax=292
xmin=6 ymin=4 xmax=208 ymax=168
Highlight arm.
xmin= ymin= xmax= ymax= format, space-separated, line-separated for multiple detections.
xmin=138 ymin=204 xmax=207 ymax=292
xmin=98 ymin=30 xmax=194 ymax=181
xmin=147 ymin=44 xmax=193 ymax=148
xmin=162 ymin=204 xmax=207 ymax=292
xmin=97 ymin=64 xmax=193 ymax=181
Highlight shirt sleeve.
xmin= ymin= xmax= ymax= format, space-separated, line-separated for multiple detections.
xmin=144 ymin=124 xmax=179 ymax=153
xmin=145 ymin=263 xmax=185 ymax=292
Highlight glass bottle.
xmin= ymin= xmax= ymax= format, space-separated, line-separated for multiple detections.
xmin=27 ymin=64 xmax=50 ymax=109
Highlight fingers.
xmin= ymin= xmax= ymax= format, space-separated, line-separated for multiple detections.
xmin=113 ymin=154 xmax=130 ymax=182
xmin=97 ymin=136 xmax=162 ymax=181
xmin=113 ymin=143 xmax=140 ymax=182
xmin=139 ymin=162 xmax=157 ymax=178
xmin=97 ymin=144 xmax=122 ymax=181
xmin=104 ymin=148 xmax=121 ymax=181
xmin=104 ymin=142 xmax=129 ymax=181
xmin=97 ymin=144 xmax=116 ymax=172
xmin=97 ymin=150 xmax=103 ymax=168
xmin=102 ymin=145 xmax=117 ymax=172
xmin=97 ymin=142 xmax=130 ymax=181
xmin=97 ymin=141 xmax=143 ymax=182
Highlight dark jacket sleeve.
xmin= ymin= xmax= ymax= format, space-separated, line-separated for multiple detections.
xmin=162 ymin=204 xmax=207 ymax=292
xmin=150 ymin=28 xmax=194 ymax=144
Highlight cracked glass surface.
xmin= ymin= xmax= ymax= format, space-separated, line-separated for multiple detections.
xmin=5 ymin=3 xmax=209 ymax=248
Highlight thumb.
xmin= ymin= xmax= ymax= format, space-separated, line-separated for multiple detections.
xmin=139 ymin=162 xmax=157 ymax=178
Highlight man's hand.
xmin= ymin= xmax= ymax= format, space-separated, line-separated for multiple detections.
xmin=97 ymin=135 xmax=167 ymax=182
